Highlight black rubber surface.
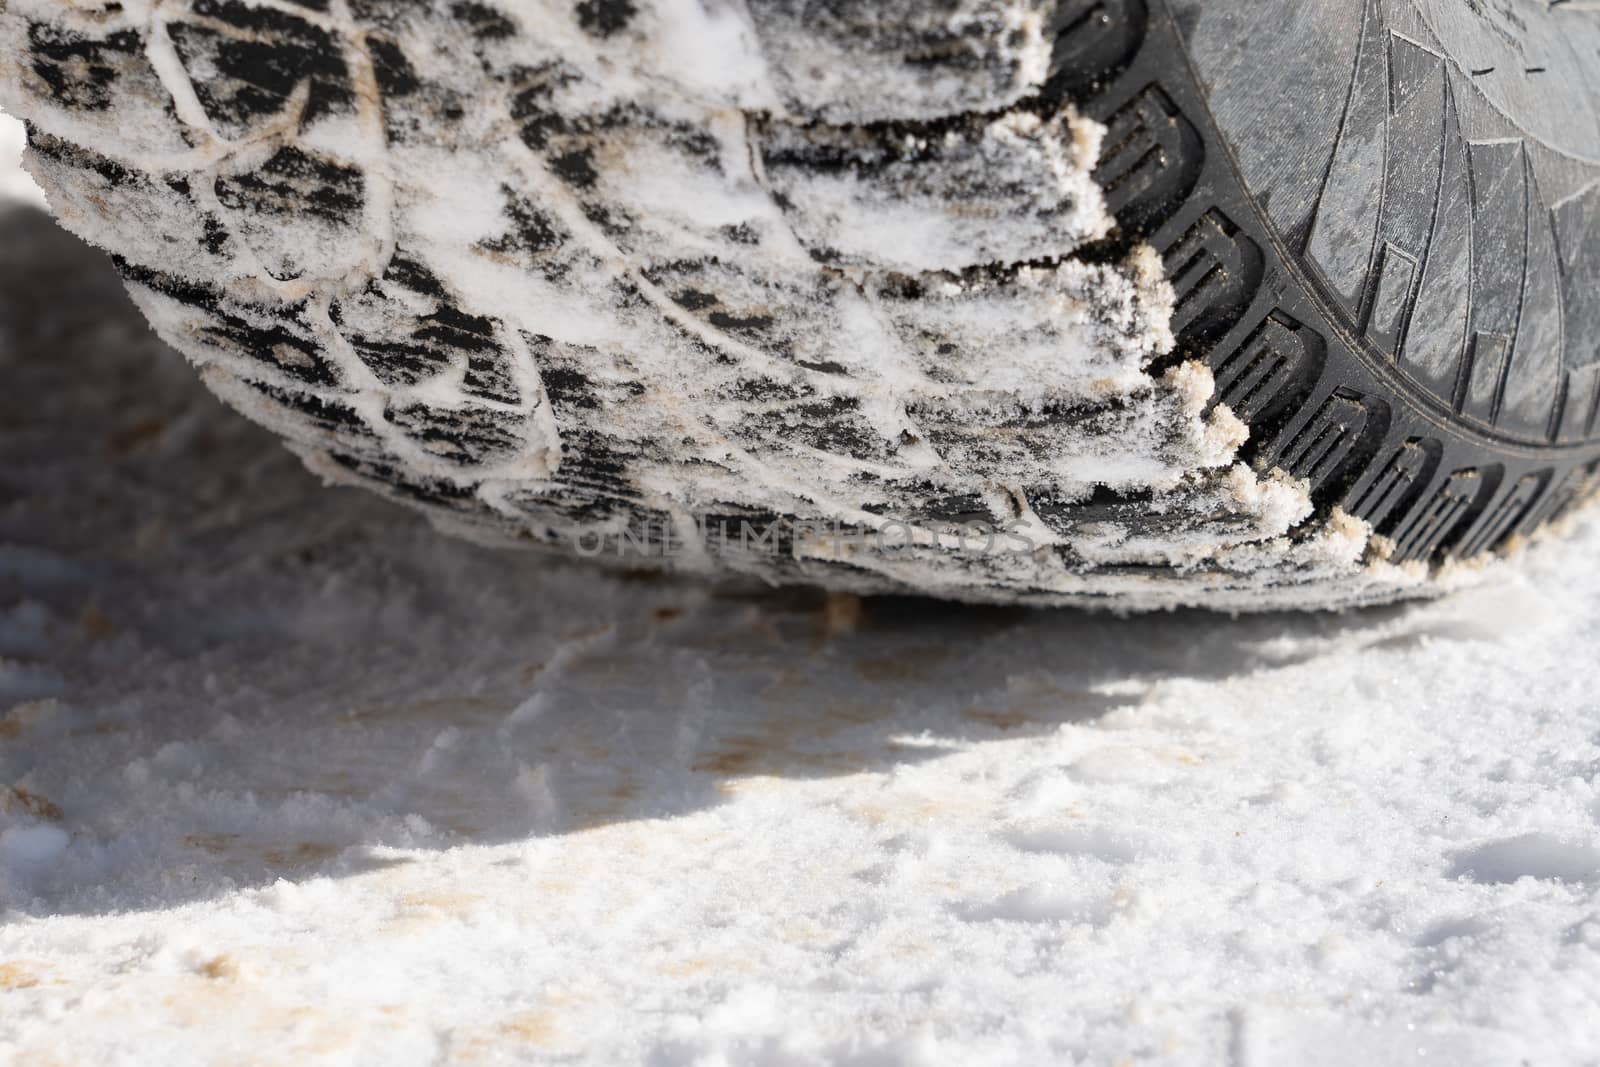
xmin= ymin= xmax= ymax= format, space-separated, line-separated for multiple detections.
xmin=1055 ymin=0 xmax=1600 ymax=563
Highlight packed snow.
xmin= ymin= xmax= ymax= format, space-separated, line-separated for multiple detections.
xmin=4 ymin=128 xmax=1600 ymax=1063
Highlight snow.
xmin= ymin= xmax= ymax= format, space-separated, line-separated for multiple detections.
xmin=5 ymin=142 xmax=1600 ymax=1062
xmin=0 ymin=112 xmax=41 ymax=207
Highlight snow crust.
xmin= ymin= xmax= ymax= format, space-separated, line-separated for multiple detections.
xmin=4 ymin=203 xmax=1600 ymax=1064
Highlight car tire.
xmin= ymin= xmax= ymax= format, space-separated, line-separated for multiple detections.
xmin=3 ymin=0 xmax=1597 ymax=609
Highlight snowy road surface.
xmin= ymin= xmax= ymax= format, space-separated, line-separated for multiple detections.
xmin=4 ymin=116 xmax=1600 ymax=1065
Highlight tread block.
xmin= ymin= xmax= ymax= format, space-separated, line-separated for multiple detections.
xmin=1389 ymin=467 xmax=1495 ymax=563
xmin=167 ymin=0 xmax=354 ymax=137
xmin=1161 ymin=210 xmax=1263 ymax=355
xmin=1049 ymin=0 xmax=1148 ymax=96
xmin=1346 ymin=437 xmax=1441 ymax=532
xmin=1210 ymin=311 xmax=1323 ymax=427
xmin=1270 ymin=389 xmax=1387 ymax=495
xmin=1454 ymin=470 xmax=1548 ymax=558
xmin=1516 ymin=462 xmax=1600 ymax=539
xmin=24 ymin=20 xmax=141 ymax=112
xmin=1092 ymin=83 xmax=1203 ymax=233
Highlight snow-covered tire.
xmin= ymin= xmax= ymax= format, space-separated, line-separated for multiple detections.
xmin=4 ymin=0 xmax=1599 ymax=610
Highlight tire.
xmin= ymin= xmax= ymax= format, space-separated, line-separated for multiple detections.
xmin=3 ymin=0 xmax=1597 ymax=610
